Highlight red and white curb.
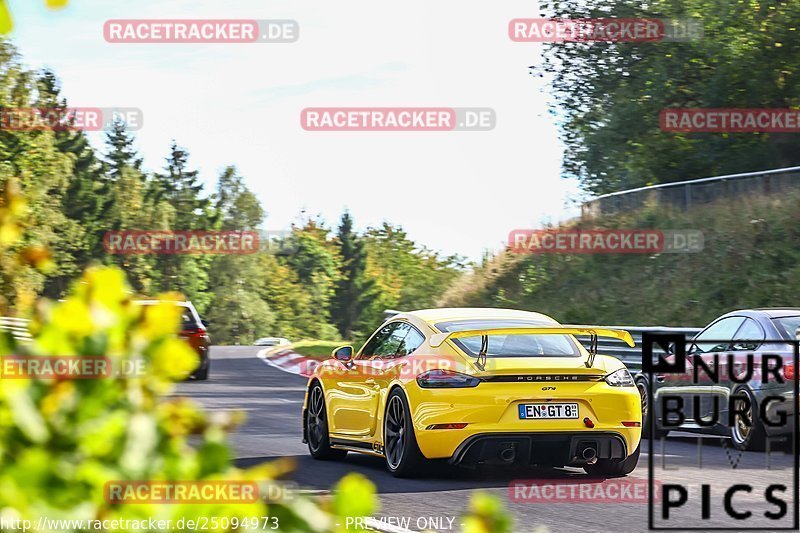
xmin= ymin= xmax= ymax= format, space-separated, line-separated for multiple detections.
xmin=257 ymin=347 xmax=320 ymax=377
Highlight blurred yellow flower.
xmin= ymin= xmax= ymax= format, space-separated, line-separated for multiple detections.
xmin=45 ymin=0 xmax=70 ymax=9
xmin=0 ymin=1 xmax=12 ymax=34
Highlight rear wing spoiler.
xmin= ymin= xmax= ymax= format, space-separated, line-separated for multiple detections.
xmin=428 ymin=326 xmax=635 ymax=369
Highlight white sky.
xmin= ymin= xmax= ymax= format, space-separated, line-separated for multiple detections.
xmin=6 ymin=0 xmax=583 ymax=261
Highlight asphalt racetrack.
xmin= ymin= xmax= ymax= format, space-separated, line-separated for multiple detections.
xmin=175 ymin=346 xmax=797 ymax=533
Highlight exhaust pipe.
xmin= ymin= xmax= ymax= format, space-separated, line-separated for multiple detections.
xmin=581 ymin=446 xmax=598 ymax=463
xmin=499 ymin=445 xmax=516 ymax=463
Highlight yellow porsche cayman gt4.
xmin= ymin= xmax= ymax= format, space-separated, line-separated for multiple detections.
xmin=302 ymin=308 xmax=642 ymax=477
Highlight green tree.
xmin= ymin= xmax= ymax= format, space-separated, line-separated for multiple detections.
xmin=539 ymin=0 xmax=800 ymax=195
xmin=331 ymin=211 xmax=376 ymax=339
xmin=214 ymin=165 xmax=263 ymax=229
xmin=150 ymin=142 xmax=214 ymax=310
xmin=358 ymin=223 xmax=464 ymax=332
xmin=283 ymin=218 xmax=342 ymax=338
xmin=205 ymin=166 xmax=274 ymax=344
xmin=0 ymin=43 xmax=70 ymax=312
xmin=103 ymin=119 xmax=142 ymax=181
xmin=97 ymin=121 xmax=160 ymax=294
xmin=258 ymin=253 xmax=327 ymax=340
xmin=153 ymin=141 xmax=211 ymax=228
xmin=35 ymin=69 xmax=111 ymax=298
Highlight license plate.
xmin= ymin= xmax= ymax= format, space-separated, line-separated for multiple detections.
xmin=518 ymin=403 xmax=579 ymax=419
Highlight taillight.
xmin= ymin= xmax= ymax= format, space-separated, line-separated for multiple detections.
xmin=417 ymin=369 xmax=481 ymax=388
xmin=181 ymin=328 xmax=207 ymax=339
xmin=426 ymin=423 xmax=468 ymax=430
xmin=784 ymin=362 xmax=795 ymax=381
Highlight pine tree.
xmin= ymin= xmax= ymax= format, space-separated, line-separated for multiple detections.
xmin=153 ymin=141 xmax=212 ymax=229
xmin=104 ymin=119 xmax=142 ymax=181
xmin=331 ymin=211 xmax=376 ymax=339
xmin=36 ymin=70 xmax=108 ymax=298
xmin=214 ymin=166 xmax=263 ymax=230
xmin=149 ymin=142 xmax=214 ymax=308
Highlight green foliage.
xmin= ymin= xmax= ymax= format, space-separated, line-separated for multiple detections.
xmin=0 ymin=175 xmax=513 ymax=533
xmin=0 ymin=266 xmax=333 ymax=532
xmin=461 ymin=493 xmax=513 ymax=533
xmin=331 ymin=212 xmax=377 ymax=339
xmin=357 ymin=223 xmax=465 ymax=337
xmin=0 ymin=41 xmax=463 ymax=345
xmin=330 ymin=473 xmax=377 ymax=532
xmin=442 ymin=193 xmax=800 ymax=327
xmin=539 ymin=0 xmax=800 ymax=194
xmin=0 ymin=7 xmax=521 ymax=532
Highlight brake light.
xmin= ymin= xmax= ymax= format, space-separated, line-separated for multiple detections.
xmin=417 ymin=369 xmax=481 ymax=388
xmin=181 ymin=328 xmax=207 ymax=339
xmin=784 ymin=362 xmax=795 ymax=381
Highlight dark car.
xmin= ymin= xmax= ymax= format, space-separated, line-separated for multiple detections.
xmin=637 ymin=308 xmax=797 ymax=450
xmin=135 ymin=300 xmax=210 ymax=380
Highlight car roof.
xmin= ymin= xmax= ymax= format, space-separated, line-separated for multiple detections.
xmin=723 ymin=308 xmax=800 ymax=319
xmin=400 ymin=307 xmax=559 ymax=326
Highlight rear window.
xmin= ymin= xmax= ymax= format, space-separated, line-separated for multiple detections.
xmin=772 ymin=316 xmax=800 ymax=339
xmin=181 ymin=308 xmax=200 ymax=329
xmin=434 ymin=319 xmax=580 ymax=358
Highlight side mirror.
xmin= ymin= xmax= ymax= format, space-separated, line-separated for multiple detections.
xmin=332 ymin=345 xmax=354 ymax=362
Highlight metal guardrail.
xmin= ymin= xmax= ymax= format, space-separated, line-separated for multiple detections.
xmin=4 ymin=314 xmax=700 ymax=370
xmin=581 ymin=165 xmax=800 ymax=218
xmin=574 ymin=326 xmax=701 ymax=372
xmin=0 ymin=317 xmax=32 ymax=342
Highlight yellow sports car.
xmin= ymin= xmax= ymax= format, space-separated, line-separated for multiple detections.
xmin=302 ymin=308 xmax=642 ymax=477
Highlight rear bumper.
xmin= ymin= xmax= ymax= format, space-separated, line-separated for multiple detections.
xmin=449 ymin=431 xmax=628 ymax=466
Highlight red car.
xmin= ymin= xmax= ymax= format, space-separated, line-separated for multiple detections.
xmin=135 ymin=300 xmax=210 ymax=380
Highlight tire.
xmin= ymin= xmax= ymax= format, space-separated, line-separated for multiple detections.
xmin=636 ymin=377 xmax=668 ymax=439
xmin=306 ymin=383 xmax=347 ymax=460
xmin=193 ymin=361 xmax=209 ymax=381
xmin=384 ymin=389 xmax=426 ymax=478
xmin=729 ymin=387 xmax=767 ymax=452
xmin=584 ymin=442 xmax=641 ymax=477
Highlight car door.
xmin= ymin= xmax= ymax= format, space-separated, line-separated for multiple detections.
xmin=658 ymin=316 xmax=745 ymax=428
xmin=329 ymin=322 xmax=399 ymax=437
xmin=361 ymin=323 xmax=427 ymax=436
xmin=690 ymin=316 xmax=751 ymax=423
xmin=353 ymin=322 xmax=418 ymax=436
